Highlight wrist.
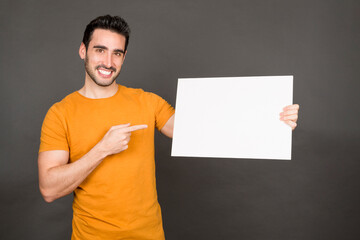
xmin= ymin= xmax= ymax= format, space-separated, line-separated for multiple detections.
xmin=92 ymin=141 xmax=109 ymax=159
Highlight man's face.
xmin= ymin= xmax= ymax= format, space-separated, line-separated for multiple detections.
xmin=79 ymin=29 xmax=127 ymax=87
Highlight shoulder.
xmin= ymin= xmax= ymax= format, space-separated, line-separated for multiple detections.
xmin=120 ymin=85 xmax=145 ymax=95
xmin=46 ymin=91 xmax=78 ymax=117
xmin=119 ymin=85 xmax=160 ymax=99
xmin=119 ymin=85 xmax=167 ymax=112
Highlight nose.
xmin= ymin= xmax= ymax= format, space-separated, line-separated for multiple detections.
xmin=103 ymin=52 xmax=113 ymax=68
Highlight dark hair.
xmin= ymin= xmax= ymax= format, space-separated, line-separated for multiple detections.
xmin=82 ymin=15 xmax=131 ymax=51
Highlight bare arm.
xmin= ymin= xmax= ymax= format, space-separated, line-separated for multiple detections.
xmin=38 ymin=146 xmax=106 ymax=203
xmin=38 ymin=123 xmax=147 ymax=203
xmin=160 ymin=114 xmax=175 ymax=138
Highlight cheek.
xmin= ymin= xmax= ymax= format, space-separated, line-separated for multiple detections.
xmin=91 ymin=55 xmax=103 ymax=63
xmin=114 ymin=59 xmax=124 ymax=68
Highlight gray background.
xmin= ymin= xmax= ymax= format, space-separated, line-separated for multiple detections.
xmin=1 ymin=0 xmax=359 ymax=239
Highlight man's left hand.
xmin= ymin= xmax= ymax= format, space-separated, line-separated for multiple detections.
xmin=280 ymin=104 xmax=300 ymax=130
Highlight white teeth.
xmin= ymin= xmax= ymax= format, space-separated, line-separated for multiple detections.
xmin=98 ymin=69 xmax=111 ymax=75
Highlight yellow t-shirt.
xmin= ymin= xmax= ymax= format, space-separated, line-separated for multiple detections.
xmin=39 ymin=84 xmax=175 ymax=240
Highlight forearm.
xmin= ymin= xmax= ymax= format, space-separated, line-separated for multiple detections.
xmin=40 ymin=144 xmax=107 ymax=202
xmin=160 ymin=114 xmax=175 ymax=138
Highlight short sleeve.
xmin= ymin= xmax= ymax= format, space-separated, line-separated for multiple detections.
xmin=148 ymin=93 xmax=175 ymax=131
xmin=39 ymin=104 xmax=69 ymax=153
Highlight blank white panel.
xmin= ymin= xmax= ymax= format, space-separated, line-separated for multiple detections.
xmin=171 ymin=76 xmax=293 ymax=160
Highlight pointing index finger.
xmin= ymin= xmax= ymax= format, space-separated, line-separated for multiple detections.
xmin=127 ymin=124 xmax=148 ymax=132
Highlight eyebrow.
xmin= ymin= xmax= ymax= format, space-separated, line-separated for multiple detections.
xmin=93 ymin=45 xmax=125 ymax=54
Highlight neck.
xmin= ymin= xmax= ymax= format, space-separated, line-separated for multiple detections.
xmin=78 ymin=77 xmax=119 ymax=99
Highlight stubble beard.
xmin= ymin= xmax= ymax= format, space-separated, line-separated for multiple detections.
xmin=84 ymin=55 xmax=120 ymax=87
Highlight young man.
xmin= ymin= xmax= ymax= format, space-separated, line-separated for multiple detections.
xmin=38 ymin=15 xmax=299 ymax=239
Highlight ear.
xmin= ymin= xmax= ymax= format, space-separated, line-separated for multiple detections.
xmin=79 ymin=42 xmax=86 ymax=60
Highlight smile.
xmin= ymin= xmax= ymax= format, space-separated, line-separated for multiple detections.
xmin=97 ymin=68 xmax=113 ymax=78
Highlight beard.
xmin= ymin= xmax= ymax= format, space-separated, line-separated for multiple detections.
xmin=84 ymin=55 xmax=121 ymax=87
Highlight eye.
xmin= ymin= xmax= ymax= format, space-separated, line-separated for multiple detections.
xmin=114 ymin=52 xmax=122 ymax=57
xmin=96 ymin=49 xmax=105 ymax=53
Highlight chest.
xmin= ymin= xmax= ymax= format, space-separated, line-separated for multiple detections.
xmin=65 ymin=100 xmax=155 ymax=162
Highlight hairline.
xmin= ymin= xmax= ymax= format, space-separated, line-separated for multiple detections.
xmin=84 ymin=28 xmax=128 ymax=51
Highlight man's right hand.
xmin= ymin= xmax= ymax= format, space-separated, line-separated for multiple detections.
xmin=98 ymin=123 xmax=148 ymax=156
xmin=38 ymin=123 xmax=147 ymax=202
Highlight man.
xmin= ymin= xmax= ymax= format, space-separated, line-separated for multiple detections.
xmin=38 ymin=15 xmax=299 ymax=239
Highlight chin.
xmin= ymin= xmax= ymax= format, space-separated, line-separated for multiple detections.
xmin=93 ymin=78 xmax=116 ymax=87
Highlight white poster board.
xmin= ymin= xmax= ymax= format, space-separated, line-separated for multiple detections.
xmin=171 ymin=76 xmax=293 ymax=160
